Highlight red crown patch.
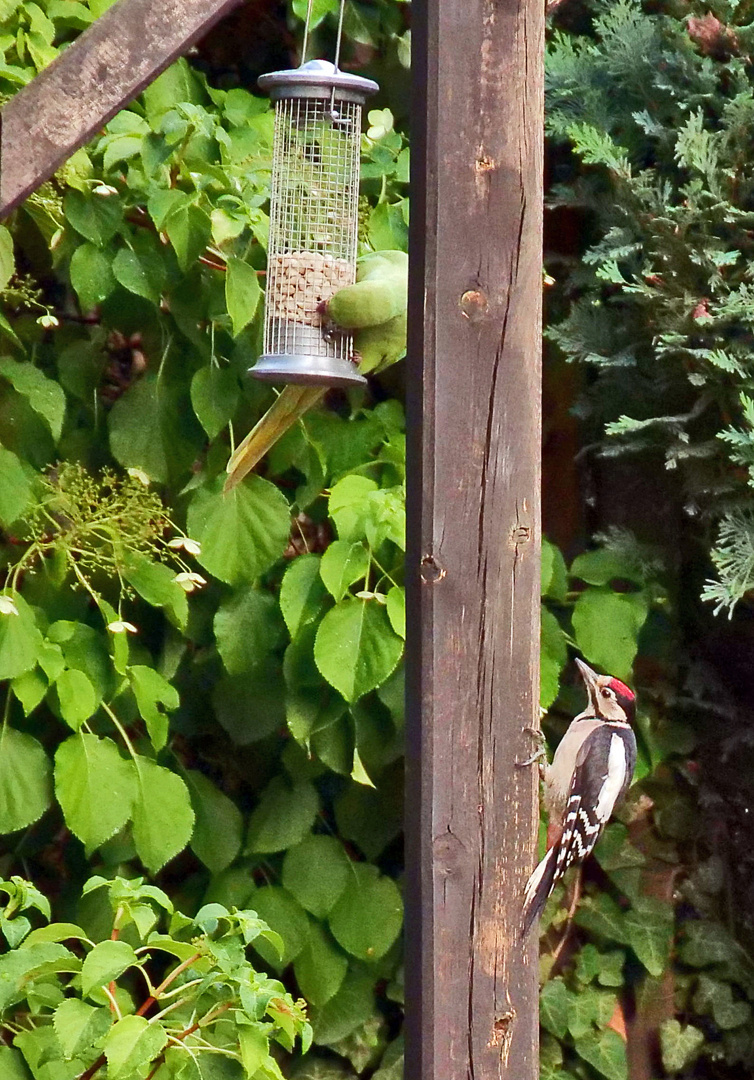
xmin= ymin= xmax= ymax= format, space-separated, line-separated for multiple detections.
xmin=608 ymin=678 xmax=635 ymax=701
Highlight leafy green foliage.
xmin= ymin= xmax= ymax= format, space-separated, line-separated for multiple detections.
xmin=0 ymin=874 xmax=309 ymax=1078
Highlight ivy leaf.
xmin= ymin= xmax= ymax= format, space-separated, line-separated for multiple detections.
xmin=81 ymin=939 xmax=139 ymax=997
xmin=54 ymin=734 xmax=137 ymax=850
xmin=190 ymin=364 xmax=239 ymax=440
xmin=314 ymin=599 xmax=403 ymax=703
xmin=0 ymin=725 xmax=52 ymax=833
xmin=250 ymin=885 xmax=310 ymax=969
xmin=328 ymin=863 xmax=403 ymax=961
xmin=540 ymin=978 xmax=569 ymax=1039
xmin=225 ymin=256 xmax=262 ymax=336
xmin=294 ymin=921 xmax=348 ymax=1007
xmin=64 ymin=189 xmax=123 ymax=246
xmin=246 ymin=777 xmax=319 ymax=854
xmin=128 ymin=666 xmax=179 ymax=752
xmin=188 ymin=475 xmax=291 ymax=586
xmin=660 ymin=1019 xmax=704 ymax=1073
xmin=624 ymin=896 xmax=673 ymax=977
xmin=69 ymin=243 xmax=115 ymax=311
xmin=53 ymin=998 xmax=112 ymax=1059
xmin=55 ymin=668 xmax=97 ymax=729
xmin=280 ymin=554 xmax=328 ymax=638
xmin=282 ymin=834 xmax=351 ymax=918
xmin=214 ymin=589 xmax=283 ymax=675
xmin=573 ymin=1029 xmax=627 ymax=1080
xmin=571 ymin=588 xmax=648 ymax=681
xmin=320 ymin=541 xmax=370 ymax=602
xmin=104 ymin=1013 xmax=167 ymax=1078
xmin=0 ymin=358 xmax=66 ymax=443
xmin=131 ymin=757 xmax=194 ymax=873
xmin=186 ymin=770 xmax=243 ymax=874
xmin=575 ymin=893 xmax=631 ymax=945
xmin=0 ymin=448 xmax=33 ymax=526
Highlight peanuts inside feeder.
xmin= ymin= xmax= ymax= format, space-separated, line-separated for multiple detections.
xmin=251 ymin=59 xmax=379 ymax=387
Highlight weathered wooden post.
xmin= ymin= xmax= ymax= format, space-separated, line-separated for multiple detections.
xmin=404 ymin=0 xmax=544 ymax=1074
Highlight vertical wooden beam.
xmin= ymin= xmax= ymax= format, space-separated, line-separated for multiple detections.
xmin=405 ymin=0 xmax=544 ymax=1074
xmin=0 ymin=0 xmax=243 ymax=218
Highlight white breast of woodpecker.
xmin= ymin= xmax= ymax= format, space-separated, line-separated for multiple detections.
xmin=522 ymin=658 xmax=637 ymax=937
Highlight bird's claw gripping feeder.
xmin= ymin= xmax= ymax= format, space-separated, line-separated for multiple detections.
xmin=251 ymin=2 xmax=378 ymax=387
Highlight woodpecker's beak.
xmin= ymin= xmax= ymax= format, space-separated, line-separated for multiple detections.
xmin=575 ymin=658 xmax=600 ymax=705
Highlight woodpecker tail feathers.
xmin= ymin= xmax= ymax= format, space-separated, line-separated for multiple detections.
xmin=521 ymin=845 xmax=559 ymax=938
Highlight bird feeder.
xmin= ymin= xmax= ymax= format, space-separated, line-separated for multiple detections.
xmin=250 ymin=59 xmax=378 ymax=387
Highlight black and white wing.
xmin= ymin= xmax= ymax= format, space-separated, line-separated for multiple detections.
xmin=522 ymin=722 xmax=636 ymax=936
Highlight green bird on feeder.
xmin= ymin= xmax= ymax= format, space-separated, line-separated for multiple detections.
xmin=224 ymin=250 xmax=408 ymax=492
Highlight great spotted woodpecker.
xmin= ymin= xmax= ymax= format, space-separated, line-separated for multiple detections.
xmin=522 ymin=658 xmax=637 ymax=936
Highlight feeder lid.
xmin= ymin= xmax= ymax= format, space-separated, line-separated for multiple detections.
xmin=258 ymin=60 xmax=378 ymax=104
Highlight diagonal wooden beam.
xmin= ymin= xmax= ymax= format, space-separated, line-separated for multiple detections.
xmin=0 ymin=0 xmax=244 ymax=219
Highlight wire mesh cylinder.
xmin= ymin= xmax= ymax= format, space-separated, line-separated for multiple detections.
xmin=252 ymin=60 xmax=378 ymax=386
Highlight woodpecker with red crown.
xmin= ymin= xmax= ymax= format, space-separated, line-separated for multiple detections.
xmin=522 ymin=658 xmax=637 ymax=936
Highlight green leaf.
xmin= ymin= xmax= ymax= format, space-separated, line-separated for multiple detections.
xmin=0 ymin=358 xmax=66 ymax=443
xmin=246 ymin=776 xmax=319 ymax=854
xmin=132 ymin=757 xmax=194 ymax=873
xmin=190 ymin=364 xmax=239 ymax=440
xmin=186 ymin=770 xmax=243 ymax=873
xmin=328 ymin=863 xmax=403 ymax=961
xmin=571 ymin=548 xmax=645 ymax=587
xmin=0 ymin=725 xmax=52 ymax=833
xmin=0 ymin=594 xmax=42 ymax=680
xmin=660 ymin=1019 xmax=704 ymax=1073
xmin=54 ymin=733 xmax=137 ymax=850
xmin=292 ymin=0 xmax=339 ymax=27
xmin=571 ymin=588 xmax=648 ymax=681
xmin=282 ymin=834 xmax=351 ymax=918
xmin=314 ymin=599 xmax=403 ymax=703
xmin=225 ymin=256 xmax=262 ymax=336
xmin=64 ymin=189 xmax=123 ymax=246
xmin=0 ymin=448 xmax=33 ymax=527
xmin=108 ymin=372 xmax=196 ymax=485
xmin=250 ymin=885 xmax=309 ymax=968
xmin=213 ymin=664 xmax=286 ymax=744
xmin=328 ymin=476 xmax=379 ymax=542
xmin=112 ymin=243 xmax=166 ymax=303
xmin=574 ymin=1029 xmax=627 ymax=1080
xmin=320 ymin=541 xmax=370 ymax=602
xmin=542 ymin=539 xmax=568 ymax=601
xmin=385 ymin=586 xmax=405 ymax=639
xmin=309 ymin=969 xmax=377 ymax=1046
xmin=53 ymin=998 xmax=111 ymax=1059
xmin=239 ymin=1023 xmax=271 ymax=1078
xmin=81 ymin=939 xmax=139 ymax=997
xmin=165 ymin=203 xmax=211 ymax=271
xmin=128 ymin=666 xmax=179 ymax=752
xmin=541 ymin=607 xmax=568 ymax=709
xmin=0 ymin=943 xmax=77 ymax=1012
xmin=623 ymin=896 xmax=673 ymax=977
xmin=55 ymin=668 xmax=97 ymax=728
xmin=280 ymin=554 xmax=328 ymax=638
xmin=294 ymin=921 xmax=348 ymax=1006
xmin=0 ymin=1047 xmax=31 ymax=1079
xmin=214 ymin=589 xmax=282 ymax=675
xmin=11 ymin=668 xmax=47 ymax=716
xmin=540 ymin=978 xmax=569 ymax=1039
xmin=121 ymin=552 xmax=188 ymax=629
xmin=69 ymin=243 xmax=115 ymax=311
xmin=0 ymin=225 xmax=14 ymax=292
xmin=104 ymin=1013 xmax=167 ymax=1078
xmin=188 ymin=475 xmax=291 ymax=586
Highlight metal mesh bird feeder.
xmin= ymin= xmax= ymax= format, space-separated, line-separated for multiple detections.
xmin=251 ymin=54 xmax=378 ymax=387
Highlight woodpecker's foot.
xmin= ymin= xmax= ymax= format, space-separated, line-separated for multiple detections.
xmin=515 ymin=746 xmax=548 ymax=770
